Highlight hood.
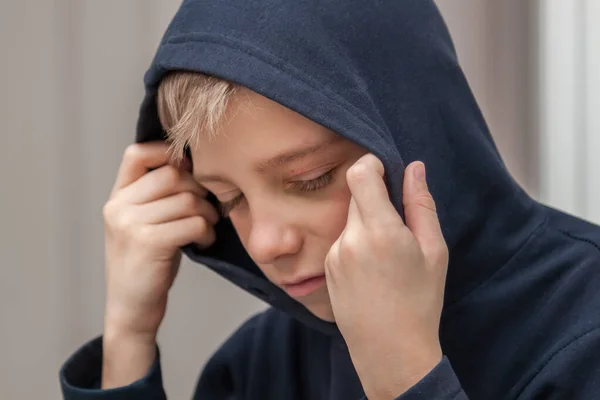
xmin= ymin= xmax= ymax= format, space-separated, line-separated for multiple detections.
xmin=135 ymin=0 xmax=544 ymax=335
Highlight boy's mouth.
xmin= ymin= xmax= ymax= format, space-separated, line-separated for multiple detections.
xmin=281 ymin=274 xmax=327 ymax=298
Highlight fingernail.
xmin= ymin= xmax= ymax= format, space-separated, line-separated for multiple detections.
xmin=413 ymin=162 xmax=426 ymax=182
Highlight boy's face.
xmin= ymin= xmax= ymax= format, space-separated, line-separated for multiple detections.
xmin=190 ymin=89 xmax=367 ymax=321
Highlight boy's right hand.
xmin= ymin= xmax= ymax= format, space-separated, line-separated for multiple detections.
xmin=101 ymin=142 xmax=219 ymax=388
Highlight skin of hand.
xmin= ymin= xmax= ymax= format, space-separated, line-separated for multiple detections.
xmin=324 ymin=154 xmax=449 ymax=400
xmin=101 ymin=142 xmax=219 ymax=388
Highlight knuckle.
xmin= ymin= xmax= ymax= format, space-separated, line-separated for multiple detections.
xmin=324 ymin=249 xmax=333 ymax=265
xmin=102 ymin=201 xmax=115 ymax=221
xmin=160 ymin=164 xmax=181 ymax=184
xmin=194 ymin=217 xmax=214 ymax=245
xmin=179 ymin=191 xmax=198 ymax=210
xmin=338 ymin=234 xmax=360 ymax=260
xmin=123 ymin=143 xmax=142 ymax=162
xmin=136 ymin=225 xmax=158 ymax=246
xmin=370 ymin=230 xmax=391 ymax=251
xmin=346 ymin=163 xmax=368 ymax=184
xmin=204 ymin=205 xmax=219 ymax=225
xmin=363 ymin=153 xmax=383 ymax=171
xmin=103 ymin=201 xmax=129 ymax=229
xmin=428 ymin=241 xmax=449 ymax=267
xmin=103 ymin=200 xmax=136 ymax=233
xmin=114 ymin=210 xmax=135 ymax=234
xmin=194 ymin=216 xmax=209 ymax=232
xmin=435 ymin=242 xmax=449 ymax=265
xmin=203 ymin=225 xmax=216 ymax=243
xmin=414 ymin=193 xmax=437 ymax=213
xmin=370 ymin=222 xmax=402 ymax=245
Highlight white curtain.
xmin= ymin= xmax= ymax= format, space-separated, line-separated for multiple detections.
xmin=0 ymin=1 xmax=539 ymax=398
xmin=539 ymin=0 xmax=600 ymax=224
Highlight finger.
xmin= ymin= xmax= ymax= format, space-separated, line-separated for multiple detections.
xmin=154 ymin=215 xmax=216 ymax=249
xmin=111 ymin=142 xmax=185 ymax=196
xmin=403 ymin=162 xmax=445 ymax=259
xmin=345 ymin=153 xmax=398 ymax=225
xmin=118 ymin=165 xmax=207 ymax=204
xmin=324 ymin=237 xmax=341 ymax=285
xmin=344 ymin=195 xmax=362 ymax=233
xmin=135 ymin=191 xmax=220 ymax=225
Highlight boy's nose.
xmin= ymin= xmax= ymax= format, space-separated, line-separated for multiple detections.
xmin=246 ymin=215 xmax=302 ymax=265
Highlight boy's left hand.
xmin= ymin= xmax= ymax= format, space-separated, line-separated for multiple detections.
xmin=325 ymin=154 xmax=449 ymax=399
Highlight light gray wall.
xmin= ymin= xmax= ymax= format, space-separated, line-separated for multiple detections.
xmin=0 ymin=1 xmax=535 ymax=398
xmin=436 ymin=0 xmax=538 ymax=195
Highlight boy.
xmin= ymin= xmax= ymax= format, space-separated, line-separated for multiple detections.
xmin=60 ymin=0 xmax=600 ymax=399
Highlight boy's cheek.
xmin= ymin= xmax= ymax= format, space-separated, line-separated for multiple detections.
xmin=319 ymin=184 xmax=353 ymax=239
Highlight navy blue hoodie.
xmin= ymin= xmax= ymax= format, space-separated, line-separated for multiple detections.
xmin=60 ymin=0 xmax=600 ymax=398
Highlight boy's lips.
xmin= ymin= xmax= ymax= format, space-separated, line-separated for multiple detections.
xmin=282 ymin=274 xmax=326 ymax=298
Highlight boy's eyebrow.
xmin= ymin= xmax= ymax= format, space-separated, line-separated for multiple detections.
xmin=195 ymin=136 xmax=342 ymax=184
xmin=255 ymin=135 xmax=341 ymax=173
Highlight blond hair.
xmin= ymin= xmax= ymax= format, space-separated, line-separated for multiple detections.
xmin=156 ymin=71 xmax=237 ymax=162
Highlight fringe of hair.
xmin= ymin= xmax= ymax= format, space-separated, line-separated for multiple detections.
xmin=156 ymin=71 xmax=236 ymax=163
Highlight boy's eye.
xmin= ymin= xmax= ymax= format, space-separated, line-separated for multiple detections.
xmin=218 ymin=194 xmax=244 ymax=218
xmin=288 ymin=168 xmax=336 ymax=192
xmin=217 ymin=169 xmax=336 ymax=218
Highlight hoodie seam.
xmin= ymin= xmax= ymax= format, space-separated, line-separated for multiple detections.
xmin=513 ymin=324 xmax=600 ymax=399
xmin=160 ymin=32 xmax=386 ymax=139
xmin=450 ymin=388 xmax=463 ymax=399
xmin=444 ymin=215 xmax=548 ymax=310
xmin=556 ymin=229 xmax=600 ymax=254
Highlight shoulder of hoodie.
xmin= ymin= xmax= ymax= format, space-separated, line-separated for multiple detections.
xmin=545 ymin=206 xmax=600 ymax=254
xmin=507 ymin=206 xmax=600 ymax=341
xmin=544 ymin=205 xmax=600 ymax=330
xmin=515 ymin=206 xmax=600 ymax=397
xmin=514 ymin=207 xmax=600 ymax=391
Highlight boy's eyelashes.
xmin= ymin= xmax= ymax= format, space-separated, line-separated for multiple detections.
xmin=218 ymin=194 xmax=244 ymax=218
xmin=217 ymin=168 xmax=337 ymax=218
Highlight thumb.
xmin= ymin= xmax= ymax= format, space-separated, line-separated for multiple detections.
xmin=403 ymin=162 xmax=445 ymax=260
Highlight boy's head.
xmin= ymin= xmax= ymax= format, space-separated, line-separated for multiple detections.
xmin=157 ymin=71 xmax=368 ymax=321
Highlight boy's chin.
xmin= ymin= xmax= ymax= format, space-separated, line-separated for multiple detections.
xmin=307 ymin=303 xmax=336 ymax=323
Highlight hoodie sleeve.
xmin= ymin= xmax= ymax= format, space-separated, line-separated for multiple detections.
xmin=59 ymin=336 xmax=167 ymax=400
xmin=60 ymin=314 xmax=262 ymax=400
xmin=390 ymin=357 xmax=468 ymax=400
xmin=391 ymin=327 xmax=600 ymax=400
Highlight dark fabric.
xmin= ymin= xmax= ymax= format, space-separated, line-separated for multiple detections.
xmin=60 ymin=0 xmax=600 ymax=398
xmin=393 ymin=357 xmax=465 ymax=400
xmin=60 ymin=337 xmax=166 ymax=399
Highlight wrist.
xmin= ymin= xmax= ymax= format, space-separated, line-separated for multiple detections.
xmin=362 ymin=345 xmax=443 ymax=400
xmin=104 ymin=304 xmax=162 ymax=341
xmin=101 ymin=329 xmax=157 ymax=389
xmin=103 ymin=324 xmax=157 ymax=348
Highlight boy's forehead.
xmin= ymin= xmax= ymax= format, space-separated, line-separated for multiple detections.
xmin=190 ymin=126 xmax=347 ymax=185
xmin=192 ymin=132 xmax=342 ymax=173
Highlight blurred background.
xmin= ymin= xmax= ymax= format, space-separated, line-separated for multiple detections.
xmin=1 ymin=1 xmax=598 ymax=398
